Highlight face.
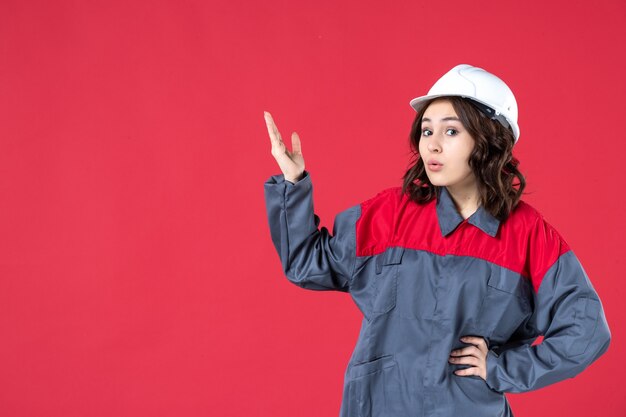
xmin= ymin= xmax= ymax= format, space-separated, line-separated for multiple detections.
xmin=418 ymin=99 xmax=477 ymax=191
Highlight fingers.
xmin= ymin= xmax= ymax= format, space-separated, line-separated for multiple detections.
xmin=264 ymin=111 xmax=302 ymax=156
xmin=264 ymin=111 xmax=283 ymax=146
xmin=291 ymin=131 xmax=302 ymax=155
xmin=453 ymin=366 xmax=482 ymax=377
xmin=448 ymin=355 xmax=480 ymax=366
xmin=459 ymin=336 xmax=488 ymax=353
xmin=449 ymin=345 xmax=482 ymax=357
xmin=449 ymin=353 xmax=486 ymax=379
xmin=449 ymin=335 xmax=488 ymax=380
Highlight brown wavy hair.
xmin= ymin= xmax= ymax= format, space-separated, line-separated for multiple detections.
xmin=401 ymin=96 xmax=526 ymax=222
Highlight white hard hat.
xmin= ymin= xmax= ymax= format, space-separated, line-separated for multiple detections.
xmin=409 ymin=64 xmax=520 ymax=143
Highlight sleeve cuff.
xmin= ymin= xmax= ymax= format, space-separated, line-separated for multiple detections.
xmin=266 ymin=170 xmax=309 ymax=185
xmin=264 ymin=171 xmax=312 ymax=204
xmin=484 ymin=349 xmax=502 ymax=393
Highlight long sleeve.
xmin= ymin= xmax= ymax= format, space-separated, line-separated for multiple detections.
xmin=485 ymin=216 xmax=611 ymax=393
xmin=264 ymin=170 xmax=360 ymax=292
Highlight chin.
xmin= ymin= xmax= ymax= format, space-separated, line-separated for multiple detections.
xmin=425 ymin=176 xmax=448 ymax=187
xmin=429 ymin=180 xmax=444 ymax=186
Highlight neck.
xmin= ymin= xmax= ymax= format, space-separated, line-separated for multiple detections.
xmin=445 ymin=182 xmax=480 ymax=220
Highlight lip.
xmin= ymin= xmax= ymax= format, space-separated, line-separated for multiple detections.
xmin=426 ymin=159 xmax=444 ymax=171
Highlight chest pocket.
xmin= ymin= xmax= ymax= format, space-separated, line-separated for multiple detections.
xmin=370 ymin=247 xmax=405 ymax=316
xmin=475 ymin=269 xmax=532 ymax=344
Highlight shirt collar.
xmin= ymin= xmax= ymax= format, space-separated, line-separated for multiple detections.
xmin=436 ymin=186 xmax=500 ymax=238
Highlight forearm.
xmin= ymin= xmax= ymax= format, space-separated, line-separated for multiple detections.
xmin=264 ymin=170 xmax=359 ymax=291
xmin=484 ymin=250 xmax=611 ymax=393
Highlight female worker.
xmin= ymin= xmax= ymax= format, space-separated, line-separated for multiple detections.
xmin=262 ymin=64 xmax=611 ymax=417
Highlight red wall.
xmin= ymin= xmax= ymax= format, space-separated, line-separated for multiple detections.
xmin=1 ymin=0 xmax=624 ymax=416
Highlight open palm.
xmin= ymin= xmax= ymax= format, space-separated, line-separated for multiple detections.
xmin=264 ymin=111 xmax=305 ymax=183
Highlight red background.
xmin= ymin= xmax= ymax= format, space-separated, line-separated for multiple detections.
xmin=1 ymin=1 xmax=624 ymax=416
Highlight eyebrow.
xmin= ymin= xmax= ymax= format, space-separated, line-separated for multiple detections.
xmin=422 ymin=117 xmax=461 ymax=123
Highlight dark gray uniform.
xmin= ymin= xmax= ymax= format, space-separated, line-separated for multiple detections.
xmin=264 ymin=170 xmax=611 ymax=417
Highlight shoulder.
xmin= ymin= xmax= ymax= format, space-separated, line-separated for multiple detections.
xmin=358 ymin=185 xmax=430 ymax=222
xmin=357 ymin=186 xmax=402 ymax=228
xmin=355 ymin=187 xmax=402 ymax=256
xmin=509 ymin=199 xmax=572 ymax=291
xmin=359 ymin=186 xmax=404 ymax=210
xmin=507 ymin=199 xmax=544 ymax=225
xmin=356 ymin=186 xmax=433 ymax=256
xmin=509 ymin=200 xmax=569 ymax=247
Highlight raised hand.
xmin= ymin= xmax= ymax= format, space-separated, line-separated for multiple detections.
xmin=264 ymin=111 xmax=305 ymax=183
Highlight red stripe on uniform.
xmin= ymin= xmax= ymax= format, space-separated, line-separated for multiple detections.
xmin=355 ymin=187 xmax=570 ymax=293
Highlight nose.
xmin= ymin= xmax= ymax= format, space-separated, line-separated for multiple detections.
xmin=427 ymin=137 xmax=441 ymax=153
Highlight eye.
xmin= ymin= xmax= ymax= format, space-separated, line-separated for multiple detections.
xmin=421 ymin=128 xmax=432 ymax=137
xmin=446 ymin=128 xmax=458 ymax=136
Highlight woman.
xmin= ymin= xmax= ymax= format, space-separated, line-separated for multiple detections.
xmin=262 ymin=64 xmax=611 ymax=417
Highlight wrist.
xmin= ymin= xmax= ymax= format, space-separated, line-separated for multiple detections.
xmin=285 ymin=172 xmax=304 ymax=184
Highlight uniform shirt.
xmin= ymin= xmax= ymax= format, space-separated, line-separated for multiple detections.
xmin=264 ymin=170 xmax=611 ymax=417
